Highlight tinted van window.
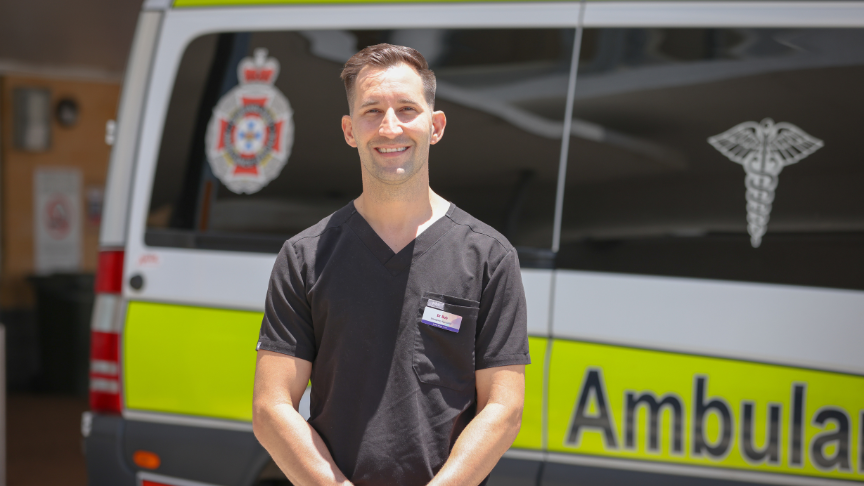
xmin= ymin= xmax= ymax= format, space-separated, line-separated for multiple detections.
xmin=558 ymin=28 xmax=864 ymax=290
xmin=146 ymin=29 xmax=574 ymax=253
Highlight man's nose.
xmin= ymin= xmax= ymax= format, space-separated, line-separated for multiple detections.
xmin=378 ymin=108 xmax=403 ymax=138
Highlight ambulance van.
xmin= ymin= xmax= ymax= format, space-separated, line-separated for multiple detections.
xmin=84 ymin=1 xmax=864 ymax=485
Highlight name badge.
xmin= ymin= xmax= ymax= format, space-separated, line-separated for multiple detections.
xmin=421 ymin=304 xmax=462 ymax=333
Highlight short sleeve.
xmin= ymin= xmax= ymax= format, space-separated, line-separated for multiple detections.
xmin=475 ymin=249 xmax=530 ymax=369
xmin=257 ymin=241 xmax=316 ymax=362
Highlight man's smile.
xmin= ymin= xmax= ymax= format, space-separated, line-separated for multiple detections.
xmin=375 ymin=146 xmax=410 ymax=154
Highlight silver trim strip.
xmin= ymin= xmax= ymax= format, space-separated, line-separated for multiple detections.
xmin=503 ymin=448 xmax=545 ymax=462
xmin=142 ymin=0 xmax=173 ymax=11
xmin=91 ymin=360 xmax=119 ymax=376
xmin=551 ymin=1 xmax=584 ymax=254
xmin=90 ymin=378 xmax=120 ymax=393
xmin=543 ymin=451 xmax=857 ymax=486
xmin=138 ymin=471 xmax=225 ymax=486
xmin=160 ymin=2 xmax=864 ymax=30
xmin=162 ymin=2 xmax=864 ymax=29
xmin=583 ymin=2 xmax=864 ymax=28
xmin=100 ymin=11 xmax=163 ymax=247
xmin=123 ymin=409 xmax=253 ymax=432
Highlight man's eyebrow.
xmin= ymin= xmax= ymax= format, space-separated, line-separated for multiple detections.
xmin=359 ymin=98 xmax=421 ymax=109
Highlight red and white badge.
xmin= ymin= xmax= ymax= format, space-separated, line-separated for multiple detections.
xmin=205 ymin=48 xmax=294 ymax=194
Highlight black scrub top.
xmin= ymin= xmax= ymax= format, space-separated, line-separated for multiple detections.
xmin=257 ymin=201 xmax=530 ymax=486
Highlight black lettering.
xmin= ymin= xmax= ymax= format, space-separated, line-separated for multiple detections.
xmin=741 ymin=401 xmax=781 ymax=464
xmin=810 ymin=408 xmax=851 ymax=471
xmin=790 ymin=383 xmax=806 ymax=466
xmin=567 ymin=369 xmax=618 ymax=449
xmin=625 ymin=391 xmax=683 ymax=453
xmin=692 ymin=376 xmax=733 ymax=458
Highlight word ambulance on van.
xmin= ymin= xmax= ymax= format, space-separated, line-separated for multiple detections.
xmin=84 ymin=0 xmax=864 ymax=485
xmin=563 ymin=352 xmax=861 ymax=475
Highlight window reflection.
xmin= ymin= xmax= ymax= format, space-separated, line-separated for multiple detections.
xmin=148 ymin=29 xmax=574 ymax=253
xmin=558 ymin=28 xmax=864 ymax=290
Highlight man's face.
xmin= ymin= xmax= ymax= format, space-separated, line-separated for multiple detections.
xmin=341 ymin=63 xmax=445 ymax=185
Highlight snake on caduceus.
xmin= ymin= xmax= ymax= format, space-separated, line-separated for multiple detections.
xmin=708 ymin=118 xmax=823 ymax=248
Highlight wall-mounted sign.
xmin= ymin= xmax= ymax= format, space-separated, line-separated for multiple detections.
xmin=708 ymin=119 xmax=823 ymax=248
xmin=205 ymin=48 xmax=294 ymax=195
xmin=34 ymin=168 xmax=82 ymax=274
xmin=13 ymin=88 xmax=52 ymax=152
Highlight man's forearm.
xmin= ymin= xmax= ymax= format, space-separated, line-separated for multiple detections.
xmin=253 ymin=401 xmax=352 ymax=486
xmin=427 ymin=401 xmax=522 ymax=486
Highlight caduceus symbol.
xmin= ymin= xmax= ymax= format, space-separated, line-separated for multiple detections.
xmin=708 ymin=118 xmax=823 ymax=248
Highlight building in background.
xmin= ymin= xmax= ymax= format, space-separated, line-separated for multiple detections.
xmin=0 ymin=0 xmax=138 ymax=392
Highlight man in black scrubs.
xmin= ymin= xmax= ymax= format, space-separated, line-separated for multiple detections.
xmin=253 ymin=44 xmax=530 ymax=486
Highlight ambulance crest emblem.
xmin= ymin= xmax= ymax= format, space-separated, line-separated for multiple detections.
xmin=205 ymin=48 xmax=294 ymax=194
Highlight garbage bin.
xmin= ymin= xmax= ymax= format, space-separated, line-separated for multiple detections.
xmin=29 ymin=273 xmax=94 ymax=396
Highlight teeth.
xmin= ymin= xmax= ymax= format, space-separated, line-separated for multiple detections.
xmin=378 ymin=147 xmax=407 ymax=153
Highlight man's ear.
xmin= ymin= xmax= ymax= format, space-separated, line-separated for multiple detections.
xmin=430 ymin=110 xmax=446 ymax=145
xmin=342 ymin=115 xmax=358 ymax=148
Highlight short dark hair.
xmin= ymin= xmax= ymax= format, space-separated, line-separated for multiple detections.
xmin=340 ymin=43 xmax=436 ymax=111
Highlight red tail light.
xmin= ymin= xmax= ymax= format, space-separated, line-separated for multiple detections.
xmin=90 ymin=330 xmax=122 ymax=413
xmin=95 ymin=250 xmax=124 ymax=293
xmin=91 ymin=249 xmax=124 ymax=414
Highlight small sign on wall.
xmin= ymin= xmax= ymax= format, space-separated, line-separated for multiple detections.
xmin=13 ymin=88 xmax=52 ymax=152
xmin=34 ymin=168 xmax=82 ymax=274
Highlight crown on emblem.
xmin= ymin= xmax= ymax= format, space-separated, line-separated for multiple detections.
xmin=238 ymin=48 xmax=280 ymax=85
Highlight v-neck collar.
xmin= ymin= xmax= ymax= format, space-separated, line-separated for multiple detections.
xmin=346 ymin=201 xmax=455 ymax=276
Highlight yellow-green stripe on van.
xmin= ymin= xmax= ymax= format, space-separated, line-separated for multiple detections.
xmin=123 ymin=300 xmax=549 ymax=444
xmin=511 ymin=336 xmax=546 ymax=451
xmin=124 ymin=302 xmax=262 ymax=421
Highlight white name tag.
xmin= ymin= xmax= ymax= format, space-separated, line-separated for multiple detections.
xmin=421 ymin=305 xmax=462 ymax=333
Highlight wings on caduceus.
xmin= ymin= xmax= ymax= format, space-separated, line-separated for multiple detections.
xmin=708 ymin=118 xmax=823 ymax=248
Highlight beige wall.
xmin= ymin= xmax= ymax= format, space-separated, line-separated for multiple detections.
xmin=0 ymin=75 xmax=120 ymax=308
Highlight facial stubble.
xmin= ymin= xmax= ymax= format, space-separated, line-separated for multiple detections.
xmin=357 ymin=131 xmax=432 ymax=202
